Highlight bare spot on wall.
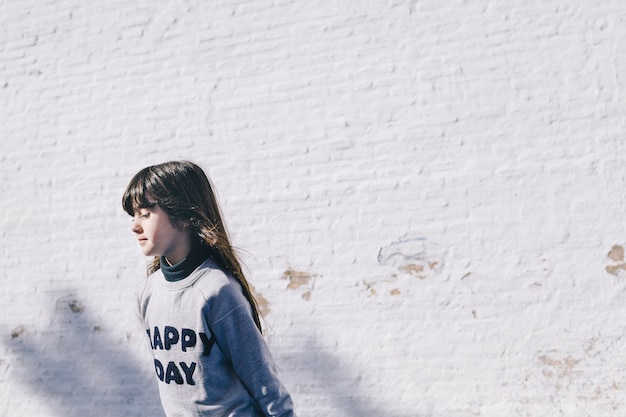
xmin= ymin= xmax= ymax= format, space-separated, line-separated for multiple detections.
xmin=399 ymin=262 xmax=441 ymax=280
xmin=358 ymin=235 xmax=446 ymax=301
xmin=282 ymin=268 xmax=312 ymax=289
xmin=537 ymin=353 xmax=581 ymax=379
xmin=399 ymin=263 xmax=424 ymax=277
xmin=378 ymin=235 xmax=444 ymax=280
xmin=529 ymin=338 xmax=623 ymax=404
xmin=361 ymin=279 xmax=378 ymax=297
xmin=606 ymin=245 xmax=626 ymax=276
xmin=361 ymin=273 xmax=424 ymax=302
xmin=281 ymin=268 xmax=317 ymax=300
xmin=249 ymin=284 xmax=271 ymax=316
xmin=608 ymin=245 xmax=624 ymax=261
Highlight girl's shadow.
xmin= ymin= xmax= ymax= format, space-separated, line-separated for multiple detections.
xmin=3 ymin=291 xmax=165 ymax=417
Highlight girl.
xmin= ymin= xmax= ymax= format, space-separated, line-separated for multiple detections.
xmin=122 ymin=161 xmax=296 ymax=417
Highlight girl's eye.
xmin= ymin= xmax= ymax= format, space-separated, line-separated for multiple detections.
xmin=132 ymin=212 xmax=150 ymax=220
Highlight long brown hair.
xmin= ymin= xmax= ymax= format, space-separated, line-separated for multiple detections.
xmin=122 ymin=161 xmax=262 ymax=333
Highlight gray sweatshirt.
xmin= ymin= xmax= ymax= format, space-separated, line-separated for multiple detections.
xmin=138 ymin=258 xmax=296 ymax=417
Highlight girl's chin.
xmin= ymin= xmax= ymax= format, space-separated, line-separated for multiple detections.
xmin=141 ymin=248 xmax=157 ymax=257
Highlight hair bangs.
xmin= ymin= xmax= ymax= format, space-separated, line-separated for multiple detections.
xmin=122 ymin=169 xmax=157 ymax=216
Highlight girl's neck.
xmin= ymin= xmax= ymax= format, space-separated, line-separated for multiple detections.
xmin=161 ymin=243 xmax=209 ymax=282
xmin=163 ymin=233 xmax=193 ymax=266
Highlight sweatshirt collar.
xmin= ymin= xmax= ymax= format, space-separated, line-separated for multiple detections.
xmin=160 ymin=244 xmax=209 ymax=282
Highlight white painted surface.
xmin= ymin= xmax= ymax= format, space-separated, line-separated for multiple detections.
xmin=1 ymin=1 xmax=626 ymax=416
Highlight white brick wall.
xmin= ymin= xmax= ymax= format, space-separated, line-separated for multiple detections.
xmin=1 ymin=0 xmax=626 ymax=415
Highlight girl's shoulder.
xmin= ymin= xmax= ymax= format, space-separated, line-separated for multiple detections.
xmin=141 ymin=268 xmax=161 ymax=290
xmin=192 ymin=261 xmax=242 ymax=301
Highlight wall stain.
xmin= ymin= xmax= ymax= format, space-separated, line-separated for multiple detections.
xmin=11 ymin=325 xmax=26 ymax=339
xmin=608 ymin=245 xmax=624 ymax=262
xmin=68 ymin=300 xmax=84 ymax=313
xmin=606 ymin=245 xmax=626 ymax=276
xmin=399 ymin=262 xmax=440 ymax=280
xmin=399 ymin=263 xmax=424 ymax=278
xmin=362 ymin=279 xmax=378 ymax=297
xmin=530 ymin=336 xmax=624 ymax=407
xmin=378 ymin=235 xmax=444 ymax=281
xmin=537 ymin=354 xmax=581 ymax=378
xmin=56 ymin=294 xmax=84 ymax=314
xmin=361 ymin=276 xmax=399 ymax=299
xmin=360 ymin=235 xmax=448 ymax=300
xmin=281 ymin=268 xmax=316 ymax=300
xmin=250 ymin=284 xmax=271 ymax=316
xmin=282 ymin=268 xmax=312 ymax=289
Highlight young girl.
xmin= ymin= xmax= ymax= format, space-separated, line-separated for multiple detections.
xmin=122 ymin=161 xmax=296 ymax=417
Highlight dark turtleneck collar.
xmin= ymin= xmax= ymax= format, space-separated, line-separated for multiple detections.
xmin=160 ymin=243 xmax=209 ymax=282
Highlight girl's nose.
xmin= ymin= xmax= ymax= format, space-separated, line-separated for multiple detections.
xmin=131 ymin=219 xmax=142 ymax=233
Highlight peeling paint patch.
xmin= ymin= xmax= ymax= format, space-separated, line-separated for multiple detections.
xmin=378 ymin=235 xmax=444 ymax=280
xmin=606 ymin=245 xmax=626 ymax=276
xmin=250 ymin=284 xmax=271 ymax=316
xmin=361 ymin=276 xmax=398 ymax=299
xmin=399 ymin=263 xmax=425 ymax=278
xmin=282 ymin=268 xmax=312 ymax=289
xmin=360 ymin=235 xmax=446 ymax=300
xmin=527 ymin=336 xmax=624 ymax=407
xmin=281 ymin=268 xmax=317 ymax=300
xmin=399 ymin=262 xmax=441 ymax=279
xmin=538 ymin=354 xmax=581 ymax=378
xmin=608 ymin=245 xmax=624 ymax=262
xmin=362 ymin=279 xmax=378 ymax=297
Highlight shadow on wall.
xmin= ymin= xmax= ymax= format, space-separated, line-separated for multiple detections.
xmin=3 ymin=291 xmax=164 ymax=417
xmin=4 ymin=287 xmax=419 ymax=417
xmin=279 ymin=265 xmax=426 ymax=416
xmin=293 ymin=337 xmax=423 ymax=417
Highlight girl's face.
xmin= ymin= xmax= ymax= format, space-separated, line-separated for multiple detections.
xmin=131 ymin=204 xmax=191 ymax=265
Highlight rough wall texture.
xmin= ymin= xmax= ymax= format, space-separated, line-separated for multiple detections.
xmin=1 ymin=1 xmax=626 ymax=416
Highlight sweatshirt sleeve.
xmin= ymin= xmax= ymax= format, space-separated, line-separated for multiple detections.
xmin=207 ymin=282 xmax=296 ymax=417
